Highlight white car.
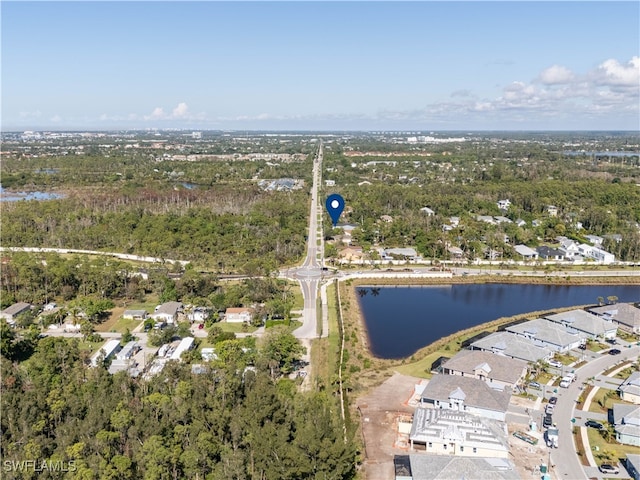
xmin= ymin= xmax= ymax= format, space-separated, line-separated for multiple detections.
xmin=548 ymin=359 xmax=563 ymax=368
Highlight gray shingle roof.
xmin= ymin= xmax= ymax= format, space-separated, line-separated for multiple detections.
xmin=545 ymin=309 xmax=617 ymax=336
xmin=421 ymin=375 xmax=511 ymax=414
xmin=443 ymin=350 xmax=527 ymax=386
xmin=470 ymin=331 xmax=552 ymax=363
xmin=406 ymin=454 xmax=521 ymax=480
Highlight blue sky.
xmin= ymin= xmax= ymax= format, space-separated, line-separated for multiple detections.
xmin=2 ymin=1 xmax=639 ymax=131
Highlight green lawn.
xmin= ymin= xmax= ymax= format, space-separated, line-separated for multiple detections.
xmin=217 ymin=322 xmax=258 ymax=334
xmin=587 ymin=426 xmax=639 ymax=466
xmin=588 ymin=388 xmax=634 ymax=414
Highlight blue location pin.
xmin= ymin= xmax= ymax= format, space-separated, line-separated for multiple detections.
xmin=325 ymin=194 xmax=345 ymax=227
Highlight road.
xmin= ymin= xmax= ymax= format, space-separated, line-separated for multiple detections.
xmin=290 ymin=143 xmax=326 ymax=342
xmin=550 ymin=343 xmax=640 ymax=479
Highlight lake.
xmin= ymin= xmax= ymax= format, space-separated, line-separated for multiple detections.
xmin=0 ymin=186 xmax=63 ymax=202
xmin=356 ymin=284 xmax=640 ymax=359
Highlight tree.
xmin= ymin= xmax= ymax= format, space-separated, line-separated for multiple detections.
xmin=258 ymin=326 xmax=305 ymax=377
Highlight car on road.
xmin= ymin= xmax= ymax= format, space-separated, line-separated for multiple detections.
xmin=606 ymin=338 xmax=618 ymax=345
xmin=599 ymin=464 xmax=620 ymax=474
xmin=548 ymin=396 xmax=558 ymax=405
xmin=528 ymin=381 xmax=542 ymax=389
xmin=609 ymin=348 xmax=622 ymax=355
xmin=545 ymin=404 xmax=554 ymax=415
xmin=543 ymin=414 xmax=553 ymax=428
xmin=585 ymin=420 xmax=605 ymax=430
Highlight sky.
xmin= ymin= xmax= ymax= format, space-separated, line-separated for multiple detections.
xmin=2 ymin=1 xmax=639 ymax=131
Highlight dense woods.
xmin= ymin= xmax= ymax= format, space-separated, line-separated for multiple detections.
xmin=0 ymin=338 xmax=357 ymax=480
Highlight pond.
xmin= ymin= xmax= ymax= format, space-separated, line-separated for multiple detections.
xmin=356 ymin=283 xmax=640 ymax=359
xmin=0 ymin=186 xmax=64 ymax=202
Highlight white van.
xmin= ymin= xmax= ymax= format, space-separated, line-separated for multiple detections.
xmin=559 ymin=377 xmax=571 ymax=388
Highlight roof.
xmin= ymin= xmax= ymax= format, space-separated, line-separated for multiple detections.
xmin=589 ymin=303 xmax=640 ymax=331
xmin=613 ymin=404 xmax=640 ymax=437
xmin=618 ymin=371 xmax=640 ymax=398
xmin=421 ymin=375 xmax=511 ymax=414
xmin=536 ymin=246 xmax=564 ymax=258
xmin=409 ymin=407 xmax=509 ymax=452
xmin=506 ymin=318 xmax=585 ymax=347
xmin=225 ymin=307 xmax=253 ymax=314
xmin=470 ymin=331 xmax=552 ymax=363
xmin=443 ymin=350 xmax=527 ymax=386
xmin=545 ymin=309 xmax=617 ymax=336
xmin=626 ymin=454 xmax=640 ymax=478
xmin=153 ymin=302 xmax=182 ymax=316
xmin=406 ymin=454 xmax=520 ymax=480
xmin=514 ymin=244 xmax=537 ymax=256
xmin=123 ymin=309 xmax=147 ymax=316
xmin=385 ymin=247 xmax=418 ymax=257
xmin=1 ymin=302 xmax=31 ymax=316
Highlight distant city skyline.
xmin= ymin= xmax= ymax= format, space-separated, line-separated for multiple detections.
xmin=2 ymin=1 xmax=639 ymax=131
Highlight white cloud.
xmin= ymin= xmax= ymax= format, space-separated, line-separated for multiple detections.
xmin=538 ymin=65 xmax=574 ymax=85
xmin=592 ymin=56 xmax=640 ymax=87
xmin=172 ymin=102 xmax=189 ymax=118
xmin=19 ymin=110 xmax=42 ymax=119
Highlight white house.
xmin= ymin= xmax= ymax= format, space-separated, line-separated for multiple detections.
xmin=225 ymin=307 xmax=254 ymax=323
xmin=151 ymin=302 xmax=183 ymax=324
xmin=589 ymin=303 xmax=640 ymax=334
xmin=497 ymin=199 xmax=511 ymax=211
xmin=441 ymin=350 xmax=527 ymax=391
xmin=545 ymin=309 xmax=617 ymax=340
xmin=0 ymin=302 xmax=32 ymax=326
xmin=420 ymin=207 xmax=435 ymax=216
xmin=513 ymin=244 xmax=538 ymax=260
xmin=618 ymin=372 xmax=640 ymax=405
xmin=90 ymin=339 xmax=121 ymax=367
xmin=170 ymin=337 xmax=195 ymax=362
xmin=505 ymin=319 xmax=585 ymax=352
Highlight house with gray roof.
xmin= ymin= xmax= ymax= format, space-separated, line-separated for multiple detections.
xmin=470 ymin=331 xmax=553 ymax=363
xmin=613 ymin=403 xmax=640 ymax=446
xmin=505 ymin=318 xmax=585 ymax=352
xmin=420 ymin=374 xmax=511 ymax=421
xmin=536 ymin=245 xmax=564 ymax=261
xmin=394 ymin=454 xmax=521 ymax=480
xmin=513 ymin=244 xmax=538 ymax=260
xmin=409 ymin=407 xmax=510 ymax=457
xmin=625 ymin=454 xmax=640 ymax=480
xmin=151 ymin=302 xmax=183 ymax=324
xmin=442 ymin=350 xmax=527 ymax=391
xmin=589 ymin=303 xmax=640 ymax=334
xmin=0 ymin=302 xmax=32 ymax=326
xmin=618 ymin=371 xmax=640 ymax=405
xmin=544 ymin=309 xmax=617 ymax=340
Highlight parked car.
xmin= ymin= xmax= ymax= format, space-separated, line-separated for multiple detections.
xmin=609 ymin=348 xmax=622 ymax=355
xmin=548 ymin=396 xmax=558 ymax=405
xmin=585 ymin=420 xmax=605 ymax=430
xmin=545 ymin=404 xmax=555 ymax=415
xmin=548 ymin=359 xmax=563 ymax=368
xmin=606 ymin=338 xmax=617 ymax=345
xmin=529 ymin=381 xmax=542 ymax=389
xmin=543 ymin=414 xmax=553 ymax=428
xmin=578 ymin=343 xmax=587 ymax=350
xmin=599 ymin=464 xmax=620 ymax=474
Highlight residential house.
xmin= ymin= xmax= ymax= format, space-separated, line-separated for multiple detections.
xmin=546 ymin=205 xmax=558 ymax=217
xmin=514 ymin=244 xmax=538 ymax=261
xmin=394 ymin=455 xmax=520 ymax=480
xmin=544 ymin=309 xmax=617 ymax=341
xmin=187 ymin=306 xmax=210 ymax=323
xmin=116 ymin=341 xmax=140 ymax=361
xmin=493 ymin=216 xmax=512 ymax=225
xmin=448 ymin=246 xmax=465 ymax=260
xmin=450 ymin=217 xmax=460 ymax=228
xmin=338 ymin=246 xmax=364 ymax=262
xmin=441 ymin=350 xmax=527 ymax=391
xmin=532 ymin=219 xmax=543 ymax=227
xmin=324 ymin=179 xmax=335 ymax=187
xmin=380 ymin=215 xmax=394 ymax=223
xmin=0 ymin=302 xmax=32 ymax=326
xmin=477 ymin=215 xmax=496 ymax=225
xmin=122 ymin=309 xmax=148 ymax=321
xmin=497 ymin=199 xmax=511 ymax=211
xmin=151 ymin=302 xmax=183 ymax=324
xmin=557 ymin=237 xmax=580 ymax=259
xmin=385 ymin=247 xmax=419 ymax=261
xmin=536 ymin=246 xmax=564 ymax=261
xmin=505 ymin=318 xmax=585 ymax=352
xmin=588 ymin=303 xmax=640 ymax=334
xmin=470 ymin=331 xmax=553 ymax=363
xmin=90 ymin=339 xmax=121 ymax=367
xmin=585 ymin=235 xmax=604 ymax=247
xmin=409 ymin=407 xmax=509 ymax=457
xmin=419 ymin=374 xmax=511 ymax=421
xmin=170 ymin=337 xmax=195 ymax=362
xmin=589 ymin=246 xmax=616 ymax=264
xmin=515 ymin=219 xmax=526 ymax=228
xmin=420 ymin=207 xmax=435 ymax=216
xmin=625 ymin=454 xmax=640 ymax=480
xmin=225 ymin=307 xmax=254 ymax=323
xmin=613 ymin=403 xmax=640 ymax=446
xmin=618 ymin=372 xmax=640 ymax=405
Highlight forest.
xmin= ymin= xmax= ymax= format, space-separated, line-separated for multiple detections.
xmin=0 ymin=337 xmax=357 ymax=480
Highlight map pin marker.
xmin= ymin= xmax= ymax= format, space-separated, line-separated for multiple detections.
xmin=325 ymin=194 xmax=345 ymax=227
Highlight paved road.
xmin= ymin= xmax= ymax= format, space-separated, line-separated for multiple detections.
xmin=291 ymin=143 xmax=325 ymax=341
xmin=550 ymin=344 xmax=640 ymax=480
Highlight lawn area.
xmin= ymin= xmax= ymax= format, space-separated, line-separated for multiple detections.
xmin=555 ymin=352 xmax=580 ymax=365
xmin=311 ymin=281 xmax=341 ymax=389
xmin=587 ymin=342 xmax=608 ymax=353
xmin=587 ymin=426 xmax=639 ymax=466
xmin=614 ymin=366 xmax=638 ymax=380
xmin=588 ymin=388 xmax=633 ymax=414
xmin=216 ymin=322 xmax=258 ymax=334
xmin=394 ymin=333 xmax=474 ymax=378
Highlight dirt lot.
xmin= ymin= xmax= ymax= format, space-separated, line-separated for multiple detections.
xmin=355 ymin=372 xmax=422 ymax=480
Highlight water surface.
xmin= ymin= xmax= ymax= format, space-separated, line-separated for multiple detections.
xmin=356 ymin=284 xmax=639 ymax=359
